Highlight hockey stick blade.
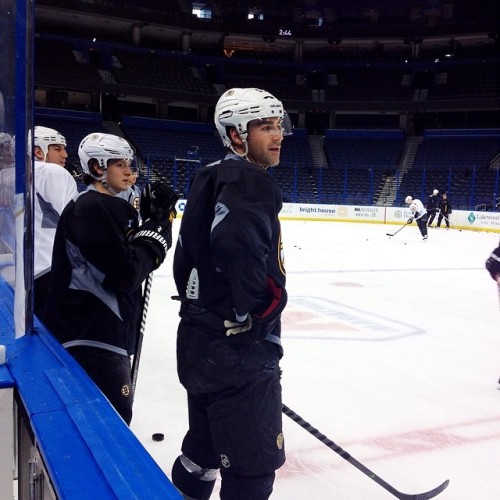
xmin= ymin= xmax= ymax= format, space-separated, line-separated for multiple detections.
xmin=386 ymin=222 xmax=409 ymax=238
xmin=282 ymin=404 xmax=449 ymax=500
xmin=394 ymin=480 xmax=449 ymax=500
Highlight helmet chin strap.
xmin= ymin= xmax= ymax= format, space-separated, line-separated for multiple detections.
xmin=101 ymin=177 xmax=119 ymax=196
xmin=229 ymin=140 xmax=274 ymax=170
xmin=91 ymin=167 xmax=119 ymax=196
xmin=229 ymin=139 xmax=249 ymax=160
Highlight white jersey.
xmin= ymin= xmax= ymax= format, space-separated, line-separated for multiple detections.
xmin=409 ymin=198 xmax=427 ymax=220
xmin=34 ymin=160 xmax=78 ymax=278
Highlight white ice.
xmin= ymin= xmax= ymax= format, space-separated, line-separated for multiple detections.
xmin=131 ymin=220 xmax=500 ymax=500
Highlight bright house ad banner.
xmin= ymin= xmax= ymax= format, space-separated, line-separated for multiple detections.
xmin=173 ymin=200 xmax=500 ymax=233
xmin=278 ymin=203 xmax=500 ymax=233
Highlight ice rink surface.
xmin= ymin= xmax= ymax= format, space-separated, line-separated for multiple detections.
xmin=131 ymin=219 xmax=500 ymax=499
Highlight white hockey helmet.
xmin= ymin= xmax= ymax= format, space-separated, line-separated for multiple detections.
xmin=214 ymin=87 xmax=292 ymax=147
xmin=78 ymin=133 xmax=134 ymax=175
xmin=433 ymin=189 xmax=439 ymax=195
xmin=405 ymin=195 xmax=413 ymax=204
xmin=34 ymin=126 xmax=66 ymax=158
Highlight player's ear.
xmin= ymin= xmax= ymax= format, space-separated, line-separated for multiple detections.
xmin=229 ymin=127 xmax=244 ymax=146
xmin=89 ymin=159 xmax=104 ymax=177
xmin=33 ymin=146 xmax=44 ymax=160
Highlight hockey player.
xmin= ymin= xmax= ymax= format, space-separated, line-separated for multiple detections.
xmin=33 ymin=126 xmax=78 ymax=319
xmin=437 ymin=192 xmax=452 ymax=229
xmin=405 ymin=195 xmax=429 ymax=240
xmin=426 ymin=188 xmax=440 ymax=227
xmin=486 ymin=241 xmax=500 ymax=283
xmin=171 ymin=88 xmax=292 ymax=500
xmin=485 ymin=239 xmax=500 ymax=385
xmin=44 ymin=133 xmax=177 ymax=424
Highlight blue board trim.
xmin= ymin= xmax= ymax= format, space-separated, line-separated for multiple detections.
xmin=0 ymin=277 xmax=180 ymax=499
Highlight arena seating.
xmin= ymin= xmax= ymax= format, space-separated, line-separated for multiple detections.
xmin=325 ymin=66 xmax=414 ymax=101
xmin=396 ymin=130 xmax=500 ymax=208
xmin=33 ymin=112 xmax=499 ymax=210
xmin=121 ymin=117 xmax=223 ymax=161
xmin=413 ymin=133 xmax=500 ymax=171
xmin=35 ymin=37 xmax=103 ymax=91
xmin=428 ymin=62 xmax=499 ymax=100
xmin=111 ymin=49 xmax=216 ymax=95
xmin=324 ymin=129 xmax=404 ymax=170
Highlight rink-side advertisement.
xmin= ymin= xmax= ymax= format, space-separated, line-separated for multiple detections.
xmin=174 ymin=200 xmax=500 ymax=232
xmin=280 ymin=203 xmax=500 ymax=232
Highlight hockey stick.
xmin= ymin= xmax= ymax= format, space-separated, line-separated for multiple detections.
xmin=131 ymin=272 xmax=154 ymax=392
xmin=282 ymin=404 xmax=449 ymax=500
xmin=440 ymin=213 xmax=452 ymax=227
xmin=386 ymin=222 xmax=409 ymax=237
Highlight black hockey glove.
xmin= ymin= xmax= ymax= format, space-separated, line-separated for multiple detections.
xmin=407 ymin=217 xmax=414 ymax=224
xmin=485 ymin=246 xmax=500 ymax=281
xmin=132 ymin=214 xmax=174 ymax=269
xmin=141 ymin=181 xmax=179 ymax=222
xmin=255 ymin=276 xmax=287 ymax=323
xmin=65 ymin=161 xmax=83 ymax=179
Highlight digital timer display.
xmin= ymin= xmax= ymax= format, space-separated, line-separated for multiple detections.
xmin=278 ymin=29 xmax=292 ymax=36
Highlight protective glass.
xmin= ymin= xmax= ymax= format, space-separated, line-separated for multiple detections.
xmin=281 ymin=112 xmax=293 ymax=136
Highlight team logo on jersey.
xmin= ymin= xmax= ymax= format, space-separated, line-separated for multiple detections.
xmin=220 ymin=454 xmax=231 ymax=468
xmin=276 ymin=432 xmax=284 ymax=450
xmin=132 ymin=196 xmax=140 ymax=211
xmin=121 ymin=384 xmax=131 ymax=397
xmin=278 ymin=232 xmax=286 ymax=276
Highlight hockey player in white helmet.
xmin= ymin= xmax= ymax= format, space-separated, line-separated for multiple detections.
xmin=44 ymin=132 xmax=178 ymax=424
xmin=405 ymin=194 xmax=429 ymax=240
xmin=214 ymin=87 xmax=292 ymax=167
xmin=33 ymin=125 xmax=78 ymax=318
xmin=171 ymin=88 xmax=290 ymax=500
xmin=78 ymin=132 xmax=135 ymax=193
xmin=33 ymin=126 xmax=68 ymax=165
xmin=426 ymin=188 xmax=440 ymax=227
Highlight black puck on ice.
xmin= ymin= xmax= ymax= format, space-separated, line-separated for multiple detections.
xmin=152 ymin=433 xmax=164 ymax=442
